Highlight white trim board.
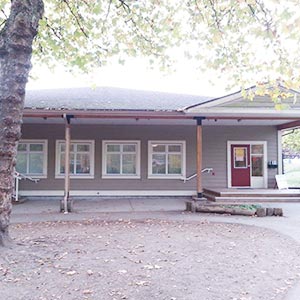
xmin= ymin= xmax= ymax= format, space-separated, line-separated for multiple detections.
xmin=186 ymin=108 xmax=300 ymax=118
xmin=196 ymin=93 xmax=244 ymax=108
xmin=277 ymin=130 xmax=283 ymax=175
xmin=19 ymin=190 xmax=196 ymax=197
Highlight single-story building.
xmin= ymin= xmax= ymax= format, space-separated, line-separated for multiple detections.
xmin=16 ymin=85 xmax=300 ymax=202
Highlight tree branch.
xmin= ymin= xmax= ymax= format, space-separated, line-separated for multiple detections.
xmin=117 ymin=0 xmax=131 ymax=14
xmin=62 ymin=0 xmax=89 ymax=39
xmin=208 ymin=0 xmax=221 ymax=30
xmin=105 ymin=0 xmax=112 ymax=22
xmin=44 ymin=17 xmax=63 ymax=40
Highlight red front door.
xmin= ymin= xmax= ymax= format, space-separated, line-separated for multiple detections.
xmin=231 ymin=144 xmax=251 ymax=187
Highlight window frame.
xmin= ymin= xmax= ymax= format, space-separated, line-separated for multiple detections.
xmin=55 ymin=140 xmax=95 ymax=179
xmin=233 ymin=147 xmax=248 ymax=169
xmin=250 ymin=144 xmax=264 ymax=177
xmin=148 ymin=140 xmax=186 ymax=179
xmin=102 ymin=140 xmax=141 ymax=179
xmin=16 ymin=139 xmax=48 ymax=178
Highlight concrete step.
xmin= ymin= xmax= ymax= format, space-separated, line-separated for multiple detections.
xmin=214 ymin=196 xmax=300 ymax=203
xmin=218 ymin=193 xmax=300 ymax=198
xmin=201 ymin=194 xmax=216 ymax=201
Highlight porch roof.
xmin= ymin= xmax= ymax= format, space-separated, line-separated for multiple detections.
xmin=25 ymin=86 xmax=211 ymax=112
xmin=182 ymin=85 xmax=300 ymax=129
xmin=184 ymin=85 xmax=300 ymax=111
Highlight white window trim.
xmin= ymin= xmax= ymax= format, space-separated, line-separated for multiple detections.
xmin=55 ymin=140 xmax=95 ymax=179
xmin=233 ymin=146 xmax=248 ymax=169
xmin=102 ymin=140 xmax=141 ymax=179
xmin=148 ymin=140 xmax=186 ymax=179
xmin=227 ymin=140 xmax=268 ymax=188
xmin=17 ymin=139 xmax=48 ymax=179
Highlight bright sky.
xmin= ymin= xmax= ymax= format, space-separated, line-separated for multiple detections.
xmin=27 ymin=57 xmax=231 ymax=97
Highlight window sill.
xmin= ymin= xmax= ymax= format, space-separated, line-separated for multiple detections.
xmin=148 ymin=175 xmax=184 ymax=180
xmin=102 ymin=175 xmax=141 ymax=179
xmin=55 ymin=175 xmax=94 ymax=179
xmin=18 ymin=174 xmax=47 ymax=179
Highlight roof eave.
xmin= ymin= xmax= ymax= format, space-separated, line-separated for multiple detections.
xmin=185 ymin=108 xmax=300 ymax=120
xmin=22 ymin=108 xmax=193 ymax=120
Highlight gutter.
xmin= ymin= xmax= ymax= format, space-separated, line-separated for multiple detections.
xmin=22 ymin=109 xmax=192 ymax=120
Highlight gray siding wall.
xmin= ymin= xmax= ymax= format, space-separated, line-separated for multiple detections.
xmin=202 ymin=126 xmax=278 ymax=188
xmin=19 ymin=124 xmax=197 ymax=192
xmin=19 ymin=124 xmax=278 ymax=192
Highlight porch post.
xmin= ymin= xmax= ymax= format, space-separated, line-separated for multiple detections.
xmin=195 ymin=117 xmax=205 ymax=198
xmin=62 ymin=114 xmax=73 ymax=213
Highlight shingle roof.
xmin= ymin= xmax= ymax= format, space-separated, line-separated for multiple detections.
xmin=25 ymin=86 xmax=211 ymax=112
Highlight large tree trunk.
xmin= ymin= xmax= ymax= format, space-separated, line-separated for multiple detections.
xmin=0 ymin=0 xmax=43 ymax=246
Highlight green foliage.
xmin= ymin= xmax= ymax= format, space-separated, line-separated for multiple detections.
xmin=33 ymin=0 xmax=183 ymax=72
xmin=184 ymin=0 xmax=300 ymax=91
xmin=222 ymin=204 xmax=261 ymax=211
xmin=1 ymin=0 xmax=299 ymax=91
xmin=283 ymin=129 xmax=300 ymax=154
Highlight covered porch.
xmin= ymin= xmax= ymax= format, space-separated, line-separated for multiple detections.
xmin=20 ymin=109 xmax=300 ymax=203
xmin=18 ymin=85 xmax=300 ymax=211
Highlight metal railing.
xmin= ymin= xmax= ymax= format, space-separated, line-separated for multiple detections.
xmin=13 ymin=172 xmax=39 ymax=202
xmin=181 ymin=168 xmax=214 ymax=183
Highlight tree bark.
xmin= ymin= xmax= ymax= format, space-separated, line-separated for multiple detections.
xmin=0 ymin=0 xmax=44 ymax=246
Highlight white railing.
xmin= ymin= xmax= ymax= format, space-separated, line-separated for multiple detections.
xmin=13 ymin=172 xmax=39 ymax=202
xmin=181 ymin=168 xmax=214 ymax=183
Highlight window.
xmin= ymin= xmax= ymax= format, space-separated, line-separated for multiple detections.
xmin=251 ymin=144 xmax=264 ymax=177
xmin=56 ymin=140 xmax=94 ymax=178
xmin=16 ymin=140 xmax=47 ymax=178
xmin=234 ymin=147 xmax=247 ymax=168
xmin=148 ymin=141 xmax=186 ymax=179
xmin=102 ymin=141 xmax=140 ymax=178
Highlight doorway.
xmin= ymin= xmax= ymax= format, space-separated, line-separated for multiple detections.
xmin=227 ymin=141 xmax=267 ymax=188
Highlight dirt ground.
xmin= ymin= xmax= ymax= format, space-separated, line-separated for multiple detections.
xmin=1 ymin=219 xmax=300 ymax=300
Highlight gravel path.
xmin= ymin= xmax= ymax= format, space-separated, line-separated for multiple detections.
xmin=1 ymin=218 xmax=300 ymax=300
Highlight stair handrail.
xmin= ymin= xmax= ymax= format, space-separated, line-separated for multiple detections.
xmin=14 ymin=171 xmax=40 ymax=183
xmin=13 ymin=171 xmax=40 ymax=202
xmin=181 ymin=168 xmax=213 ymax=183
